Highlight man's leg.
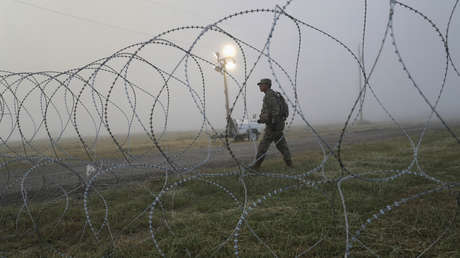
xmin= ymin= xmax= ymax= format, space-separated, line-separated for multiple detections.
xmin=251 ymin=128 xmax=273 ymax=169
xmin=274 ymin=131 xmax=293 ymax=167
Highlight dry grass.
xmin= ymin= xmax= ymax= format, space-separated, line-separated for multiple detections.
xmin=0 ymin=124 xmax=459 ymax=257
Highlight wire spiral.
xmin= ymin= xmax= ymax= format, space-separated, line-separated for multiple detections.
xmin=1 ymin=0 xmax=459 ymax=257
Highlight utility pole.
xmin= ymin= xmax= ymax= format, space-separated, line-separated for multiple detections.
xmin=216 ymin=52 xmax=231 ymax=120
xmin=215 ymin=45 xmax=237 ymax=137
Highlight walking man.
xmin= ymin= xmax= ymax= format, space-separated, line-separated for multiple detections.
xmin=251 ymin=78 xmax=293 ymax=169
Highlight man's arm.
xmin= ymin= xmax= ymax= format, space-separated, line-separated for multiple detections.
xmin=258 ymin=94 xmax=269 ymax=123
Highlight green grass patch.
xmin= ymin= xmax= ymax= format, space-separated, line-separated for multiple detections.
xmin=1 ymin=126 xmax=459 ymax=257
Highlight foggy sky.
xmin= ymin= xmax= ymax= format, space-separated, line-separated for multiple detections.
xmin=1 ymin=0 xmax=460 ymax=140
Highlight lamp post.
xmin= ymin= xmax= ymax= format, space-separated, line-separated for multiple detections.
xmin=215 ymin=45 xmax=236 ymax=118
xmin=215 ymin=45 xmax=237 ymax=136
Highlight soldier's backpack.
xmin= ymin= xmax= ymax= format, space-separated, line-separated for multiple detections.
xmin=274 ymin=91 xmax=289 ymax=121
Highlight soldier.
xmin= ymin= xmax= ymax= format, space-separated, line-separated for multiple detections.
xmin=250 ymin=78 xmax=293 ymax=169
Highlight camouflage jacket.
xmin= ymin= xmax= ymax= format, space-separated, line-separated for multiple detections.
xmin=259 ymin=88 xmax=282 ymax=127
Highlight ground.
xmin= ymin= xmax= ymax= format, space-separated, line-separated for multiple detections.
xmin=0 ymin=122 xmax=422 ymax=196
xmin=0 ymin=122 xmax=459 ymax=257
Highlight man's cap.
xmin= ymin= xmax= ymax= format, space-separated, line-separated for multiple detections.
xmin=257 ymin=78 xmax=272 ymax=86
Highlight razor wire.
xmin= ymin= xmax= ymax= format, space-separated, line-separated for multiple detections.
xmin=1 ymin=0 xmax=460 ymax=257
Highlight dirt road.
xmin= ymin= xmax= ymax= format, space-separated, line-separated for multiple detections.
xmin=0 ymin=124 xmax=424 ymax=200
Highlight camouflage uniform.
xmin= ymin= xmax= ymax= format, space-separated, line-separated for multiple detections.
xmin=253 ymin=88 xmax=292 ymax=168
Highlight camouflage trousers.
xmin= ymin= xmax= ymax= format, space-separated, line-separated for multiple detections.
xmin=254 ymin=125 xmax=292 ymax=167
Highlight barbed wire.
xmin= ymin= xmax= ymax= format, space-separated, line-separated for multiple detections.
xmin=1 ymin=0 xmax=459 ymax=257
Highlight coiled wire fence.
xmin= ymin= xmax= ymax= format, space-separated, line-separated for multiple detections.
xmin=1 ymin=0 xmax=459 ymax=257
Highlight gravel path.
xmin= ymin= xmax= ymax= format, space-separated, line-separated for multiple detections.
xmin=0 ymin=125 xmax=423 ymax=201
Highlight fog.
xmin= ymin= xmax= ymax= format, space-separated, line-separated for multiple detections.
xmin=1 ymin=0 xmax=459 ymax=140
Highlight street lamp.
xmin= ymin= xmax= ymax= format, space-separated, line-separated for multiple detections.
xmin=215 ymin=44 xmax=237 ymax=136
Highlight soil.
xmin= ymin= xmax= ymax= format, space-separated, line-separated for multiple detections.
xmin=0 ymin=124 xmax=425 ymax=203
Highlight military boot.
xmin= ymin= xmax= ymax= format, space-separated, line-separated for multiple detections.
xmin=285 ymin=159 xmax=294 ymax=168
xmin=249 ymin=157 xmax=264 ymax=170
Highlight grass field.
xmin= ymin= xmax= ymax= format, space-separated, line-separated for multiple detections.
xmin=0 ymin=125 xmax=459 ymax=257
